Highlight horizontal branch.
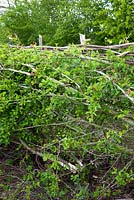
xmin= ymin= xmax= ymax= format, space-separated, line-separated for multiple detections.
xmin=85 ymin=43 xmax=134 ymax=50
xmin=8 ymin=42 xmax=134 ymax=51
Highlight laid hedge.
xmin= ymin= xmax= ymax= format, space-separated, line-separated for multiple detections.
xmin=0 ymin=44 xmax=134 ymax=199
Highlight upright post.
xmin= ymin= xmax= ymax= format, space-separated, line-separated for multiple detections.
xmin=79 ymin=34 xmax=86 ymax=45
xmin=39 ymin=35 xmax=43 ymax=46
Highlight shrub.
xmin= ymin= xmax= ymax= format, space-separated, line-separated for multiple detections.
xmin=0 ymin=44 xmax=134 ymax=199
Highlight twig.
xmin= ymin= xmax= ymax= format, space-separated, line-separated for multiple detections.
xmin=95 ymin=70 xmax=134 ymax=104
xmin=100 ymin=153 xmax=121 ymax=182
xmin=80 ymin=55 xmax=111 ymax=64
xmin=61 ymin=73 xmax=81 ymax=89
xmin=15 ymin=120 xmax=75 ymax=131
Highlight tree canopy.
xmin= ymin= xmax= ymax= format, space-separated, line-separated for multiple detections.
xmin=0 ymin=0 xmax=134 ymax=45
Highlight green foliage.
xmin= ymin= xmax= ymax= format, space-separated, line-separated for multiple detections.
xmin=0 ymin=16 xmax=9 ymax=44
xmin=1 ymin=45 xmax=134 ymax=199
xmin=1 ymin=0 xmax=60 ymax=44
xmin=0 ymin=0 xmax=133 ymax=45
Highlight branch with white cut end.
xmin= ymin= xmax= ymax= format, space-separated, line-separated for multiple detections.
xmin=19 ymin=139 xmax=78 ymax=173
xmin=0 ymin=67 xmax=33 ymax=76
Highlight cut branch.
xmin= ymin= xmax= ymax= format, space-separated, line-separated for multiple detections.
xmin=19 ymin=139 xmax=78 ymax=173
xmin=118 ymin=51 xmax=130 ymax=57
xmin=0 ymin=67 xmax=32 ymax=76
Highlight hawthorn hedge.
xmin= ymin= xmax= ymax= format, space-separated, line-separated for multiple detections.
xmin=0 ymin=44 xmax=134 ymax=199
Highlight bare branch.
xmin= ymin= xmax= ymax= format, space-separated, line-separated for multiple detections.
xmin=8 ymin=42 xmax=134 ymax=51
xmin=19 ymin=139 xmax=78 ymax=173
xmin=118 ymin=51 xmax=130 ymax=57
xmin=0 ymin=67 xmax=32 ymax=76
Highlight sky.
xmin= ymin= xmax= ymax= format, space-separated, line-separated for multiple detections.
xmin=0 ymin=0 xmax=14 ymax=7
xmin=0 ymin=0 xmax=9 ymax=6
xmin=0 ymin=0 xmax=14 ymax=14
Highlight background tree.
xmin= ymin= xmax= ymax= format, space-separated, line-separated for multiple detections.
xmin=76 ymin=0 xmax=108 ymax=44
xmin=50 ymin=0 xmax=81 ymax=45
xmin=102 ymin=0 xmax=134 ymax=44
xmin=0 ymin=0 xmax=134 ymax=45
xmin=0 ymin=16 xmax=9 ymax=44
xmin=1 ymin=0 xmax=61 ymax=44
